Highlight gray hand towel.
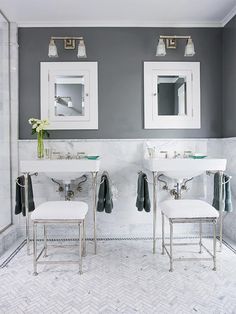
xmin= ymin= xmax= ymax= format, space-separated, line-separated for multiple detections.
xmin=15 ymin=175 xmax=35 ymax=216
xmin=97 ymin=176 xmax=106 ymax=212
xmin=212 ymin=173 xmax=233 ymax=212
xmin=136 ymin=172 xmax=151 ymax=212
xmin=136 ymin=173 xmax=145 ymax=211
xmin=97 ymin=173 xmax=113 ymax=213
xmin=224 ymin=174 xmax=233 ymax=212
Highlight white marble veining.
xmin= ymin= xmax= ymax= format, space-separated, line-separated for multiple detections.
xmin=1 ymin=239 xmax=236 ymax=313
xmin=0 ymin=23 xmax=20 ymax=256
xmin=17 ymin=138 xmax=218 ymax=239
xmin=10 ymin=23 xmax=19 ymax=225
xmin=0 ymin=17 xmax=11 ymax=231
xmin=217 ymin=138 xmax=236 ymax=243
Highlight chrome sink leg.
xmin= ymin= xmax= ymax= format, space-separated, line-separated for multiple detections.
xmin=92 ymin=172 xmax=98 ymax=254
xmin=153 ymin=171 xmax=157 ymax=254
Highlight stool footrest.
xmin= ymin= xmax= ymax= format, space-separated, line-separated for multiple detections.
xmin=165 ymin=242 xmax=200 ymax=246
xmin=173 ymin=257 xmax=213 ymax=262
xmin=37 ymin=260 xmax=81 ymax=265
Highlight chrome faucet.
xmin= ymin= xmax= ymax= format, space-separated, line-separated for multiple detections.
xmin=173 ymin=151 xmax=181 ymax=159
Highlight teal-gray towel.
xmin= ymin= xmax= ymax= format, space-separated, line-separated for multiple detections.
xmin=136 ymin=172 xmax=151 ymax=212
xmin=97 ymin=172 xmax=113 ymax=213
xmin=224 ymin=174 xmax=233 ymax=212
xmin=15 ymin=175 xmax=35 ymax=216
xmin=212 ymin=173 xmax=233 ymax=212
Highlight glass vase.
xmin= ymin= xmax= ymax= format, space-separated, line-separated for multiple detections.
xmin=37 ymin=130 xmax=44 ymax=159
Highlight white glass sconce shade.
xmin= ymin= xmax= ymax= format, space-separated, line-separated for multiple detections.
xmin=48 ymin=39 xmax=58 ymax=58
xmin=156 ymin=38 xmax=166 ymax=56
xmin=77 ymin=40 xmax=87 ymax=58
xmin=184 ymin=38 xmax=195 ymax=57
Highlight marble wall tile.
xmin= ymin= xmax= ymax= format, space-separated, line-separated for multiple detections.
xmin=16 ymin=139 xmax=216 ymax=239
xmin=10 ymin=23 xmax=19 ymax=226
xmin=0 ymin=23 xmax=20 ymax=257
xmin=216 ymin=138 xmax=236 ymax=242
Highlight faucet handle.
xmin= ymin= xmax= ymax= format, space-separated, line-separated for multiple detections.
xmin=174 ymin=151 xmax=181 ymax=158
xmin=160 ymin=151 xmax=168 ymax=158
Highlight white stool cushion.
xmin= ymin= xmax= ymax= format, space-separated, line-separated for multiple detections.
xmin=31 ymin=201 xmax=88 ymax=221
xmin=160 ymin=200 xmax=219 ymax=219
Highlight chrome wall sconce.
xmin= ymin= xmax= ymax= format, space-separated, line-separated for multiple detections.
xmin=156 ymin=35 xmax=195 ymax=57
xmin=48 ymin=36 xmax=87 ymax=58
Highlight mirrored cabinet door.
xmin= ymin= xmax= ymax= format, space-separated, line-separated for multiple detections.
xmin=41 ymin=62 xmax=98 ymax=130
xmin=144 ymin=62 xmax=200 ymax=129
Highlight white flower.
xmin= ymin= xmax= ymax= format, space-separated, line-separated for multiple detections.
xmin=36 ymin=125 xmax=43 ymax=132
xmin=29 ymin=118 xmax=40 ymax=125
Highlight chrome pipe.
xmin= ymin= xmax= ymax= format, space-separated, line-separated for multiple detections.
xmin=199 ymin=221 xmax=202 ymax=254
xmin=201 ymin=243 xmax=214 ymax=258
xmin=218 ymin=171 xmax=224 ymax=251
xmin=36 ymin=247 xmax=45 ymax=262
xmin=213 ymin=220 xmax=217 ymax=271
xmin=162 ymin=212 xmax=165 ymax=255
xmin=173 ymin=257 xmax=212 ymax=262
xmin=92 ymin=172 xmax=98 ymax=254
xmin=153 ymin=172 xmax=157 ymax=254
xmin=169 ymin=221 xmax=173 ymax=272
xmin=79 ymin=222 xmax=83 ymax=275
xmin=43 ymin=225 xmax=47 ymax=257
xmin=24 ymin=173 xmax=30 ymax=255
xmin=82 ymin=220 xmax=86 ymax=257
xmin=33 ymin=223 xmax=38 ymax=276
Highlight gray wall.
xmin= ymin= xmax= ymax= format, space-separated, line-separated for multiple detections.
xmin=18 ymin=27 xmax=223 ymax=139
xmin=223 ymin=15 xmax=236 ymax=137
xmin=158 ymin=83 xmax=175 ymax=115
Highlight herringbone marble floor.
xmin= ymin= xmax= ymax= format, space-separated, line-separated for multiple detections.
xmin=0 ymin=239 xmax=236 ymax=314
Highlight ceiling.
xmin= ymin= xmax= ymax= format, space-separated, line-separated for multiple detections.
xmin=1 ymin=0 xmax=236 ymax=27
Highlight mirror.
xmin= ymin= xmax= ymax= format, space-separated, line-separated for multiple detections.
xmin=157 ymin=75 xmax=187 ymax=116
xmin=41 ymin=62 xmax=98 ymax=130
xmin=54 ymin=76 xmax=85 ymax=117
xmin=144 ymin=62 xmax=200 ymax=129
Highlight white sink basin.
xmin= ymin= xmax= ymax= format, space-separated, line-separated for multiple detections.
xmin=20 ymin=159 xmax=101 ymax=182
xmin=143 ymin=158 xmax=227 ymax=181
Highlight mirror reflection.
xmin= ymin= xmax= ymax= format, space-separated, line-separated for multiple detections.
xmin=157 ymin=75 xmax=187 ymax=116
xmin=54 ymin=76 xmax=85 ymax=117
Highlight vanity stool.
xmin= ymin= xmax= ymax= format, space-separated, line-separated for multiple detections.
xmin=160 ymin=200 xmax=219 ymax=272
xmin=31 ymin=201 xmax=88 ymax=275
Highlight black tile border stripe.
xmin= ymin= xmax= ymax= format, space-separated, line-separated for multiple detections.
xmin=0 ymin=236 xmax=235 ymax=269
xmin=0 ymin=240 xmax=26 ymax=268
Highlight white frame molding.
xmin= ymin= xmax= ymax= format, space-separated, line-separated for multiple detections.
xmin=41 ymin=62 xmax=98 ymax=130
xmin=144 ymin=62 xmax=200 ymax=129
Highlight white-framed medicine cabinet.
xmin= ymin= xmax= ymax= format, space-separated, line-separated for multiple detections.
xmin=41 ymin=62 xmax=98 ymax=130
xmin=144 ymin=62 xmax=201 ymax=129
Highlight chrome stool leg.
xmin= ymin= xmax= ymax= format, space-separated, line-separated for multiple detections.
xmin=169 ymin=220 xmax=173 ymax=272
xmin=79 ymin=222 xmax=83 ymax=275
xmin=33 ymin=222 xmax=38 ymax=276
xmin=162 ymin=212 xmax=165 ymax=255
xmin=82 ymin=220 xmax=86 ymax=257
xmin=213 ymin=219 xmax=217 ymax=271
xmin=43 ymin=224 xmax=48 ymax=257
xmin=199 ymin=221 xmax=202 ymax=254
